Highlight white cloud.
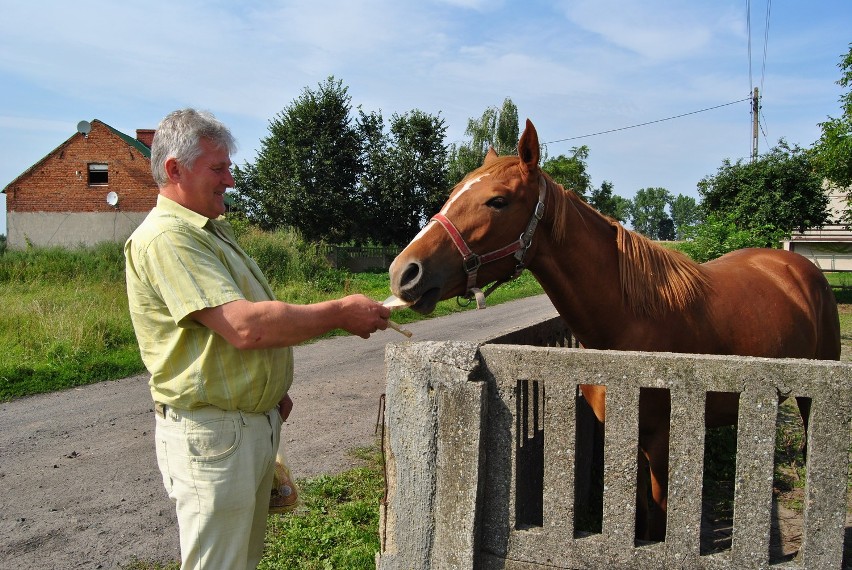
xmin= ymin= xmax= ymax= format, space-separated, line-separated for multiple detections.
xmin=558 ymin=0 xmax=743 ymax=62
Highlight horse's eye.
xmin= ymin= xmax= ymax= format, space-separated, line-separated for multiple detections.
xmin=486 ymin=196 xmax=508 ymax=209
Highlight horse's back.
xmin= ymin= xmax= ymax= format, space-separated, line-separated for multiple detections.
xmin=704 ymin=248 xmax=840 ymax=360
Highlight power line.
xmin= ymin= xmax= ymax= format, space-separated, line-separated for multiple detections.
xmin=762 ymin=2 xmax=772 ymax=82
xmin=759 ymin=109 xmax=771 ymax=149
xmin=541 ymin=97 xmax=752 ymax=145
xmin=747 ymin=0 xmax=753 ymax=91
xmin=747 ymin=0 xmax=771 ymax=160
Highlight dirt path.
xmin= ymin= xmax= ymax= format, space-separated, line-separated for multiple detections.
xmin=0 ymin=295 xmax=560 ymax=569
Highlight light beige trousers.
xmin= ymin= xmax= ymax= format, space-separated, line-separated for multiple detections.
xmin=154 ymin=404 xmax=281 ymax=570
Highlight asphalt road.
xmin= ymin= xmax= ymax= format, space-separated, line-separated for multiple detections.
xmin=0 ymin=294 xmax=558 ymax=569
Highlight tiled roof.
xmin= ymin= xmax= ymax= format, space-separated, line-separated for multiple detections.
xmin=98 ymin=120 xmax=152 ymax=158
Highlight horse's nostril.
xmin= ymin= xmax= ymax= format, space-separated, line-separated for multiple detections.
xmin=400 ymin=262 xmax=422 ymax=288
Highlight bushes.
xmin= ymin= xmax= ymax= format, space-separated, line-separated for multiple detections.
xmin=678 ymin=213 xmax=782 ymax=263
xmin=237 ymin=226 xmax=346 ymax=292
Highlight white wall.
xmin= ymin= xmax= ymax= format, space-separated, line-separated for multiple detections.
xmin=6 ymin=211 xmax=147 ymax=249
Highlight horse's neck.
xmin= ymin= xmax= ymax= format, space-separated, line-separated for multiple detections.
xmin=527 ymin=187 xmax=628 ymax=348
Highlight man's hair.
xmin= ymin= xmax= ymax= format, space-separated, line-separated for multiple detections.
xmin=150 ymin=108 xmax=237 ymax=187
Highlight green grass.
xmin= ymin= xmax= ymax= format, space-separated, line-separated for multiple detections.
xmin=0 ymin=248 xmax=145 ymax=400
xmin=773 ymin=399 xmax=808 ymax=505
xmin=824 ymin=272 xmax=852 ymax=287
xmin=258 ymin=446 xmax=384 ymax=570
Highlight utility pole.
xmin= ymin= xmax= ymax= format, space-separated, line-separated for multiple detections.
xmin=751 ymin=87 xmax=759 ymax=161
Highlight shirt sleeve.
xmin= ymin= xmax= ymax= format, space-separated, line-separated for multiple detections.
xmin=136 ymin=228 xmax=246 ymax=326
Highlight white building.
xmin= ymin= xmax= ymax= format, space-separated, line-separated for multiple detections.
xmin=781 ymin=181 xmax=852 ymax=271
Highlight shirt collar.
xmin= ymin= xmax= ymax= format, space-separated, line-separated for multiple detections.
xmin=156 ymin=194 xmax=213 ymax=229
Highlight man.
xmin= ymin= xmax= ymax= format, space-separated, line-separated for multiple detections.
xmin=124 ymin=108 xmax=390 ymax=569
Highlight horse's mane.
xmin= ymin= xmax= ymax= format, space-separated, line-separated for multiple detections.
xmin=612 ymin=221 xmax=710 ymax=317
xmin=544 ymin=173 xmax=710 ymax=317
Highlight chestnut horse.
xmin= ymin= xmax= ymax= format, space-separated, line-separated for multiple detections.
xmin=388 ymin=119 xmax=841 ymax=540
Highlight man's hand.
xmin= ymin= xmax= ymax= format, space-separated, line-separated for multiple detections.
xmin=338 ymin=294 xmax=391 ymax=339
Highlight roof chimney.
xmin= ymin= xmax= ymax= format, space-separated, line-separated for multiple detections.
xmin=136 ymin=129 xmax=155 ymax=148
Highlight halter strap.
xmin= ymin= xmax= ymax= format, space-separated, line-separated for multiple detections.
xmin=431 ymin=174 xmax=547 ymax=309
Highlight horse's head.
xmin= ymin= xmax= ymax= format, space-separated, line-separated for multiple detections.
xmin=389 ymin=119 xmax=546 ymax=314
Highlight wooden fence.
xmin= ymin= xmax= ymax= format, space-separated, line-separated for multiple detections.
xmin=322 ymin=245 xmax=400 ymax=272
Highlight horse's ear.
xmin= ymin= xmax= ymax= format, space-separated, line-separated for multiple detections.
xmin=483 ymin=146 xmax=499 ymax=165
xmin=518 ymin=119 xmax=540 ymax=177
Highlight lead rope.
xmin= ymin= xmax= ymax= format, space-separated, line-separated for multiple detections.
xmin=375 ymin=393 xmax=388 ymax=552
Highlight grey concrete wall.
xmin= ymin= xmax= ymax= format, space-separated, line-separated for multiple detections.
xmin=377 ymin=336 xmax=852 ymax=570
xmin=6 ymin=211 xmax=147 ymax=248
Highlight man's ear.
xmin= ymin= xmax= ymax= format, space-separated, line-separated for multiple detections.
xmin=164 ymin=157 xmax=182 ymax=183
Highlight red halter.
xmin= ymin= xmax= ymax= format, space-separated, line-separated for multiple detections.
xmin=431 ymin=174 xmax=547 ymax=309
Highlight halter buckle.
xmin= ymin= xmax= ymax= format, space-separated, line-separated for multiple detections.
xmin=462 ymin=254 xmax=481 ymax=274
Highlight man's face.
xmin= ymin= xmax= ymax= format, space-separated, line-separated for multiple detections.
xmin=180 ymin=138 xmax=234 ymax=219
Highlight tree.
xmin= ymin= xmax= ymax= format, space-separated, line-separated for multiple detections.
xmin=588 ymin=180 xmax=630 ymax=222
xmin=230 ymin=162 xmax=265 ymax=225
xmin=394 ymin=111 xmax=450 ymax=227
xmin=353 ymin=109 xmax=390 ymax=243
xmin=359 ymin=110 xmax=449 ymax=245
xmin=812 ymin=44 xmax=852 ymax=194
xmin=233 ymin=76 xmax=362 ymax=243
xmin=629 ymin=187 xmax=673 ymax=240
xmin=698 ymin=140 xmax=829 ymax=247
xmin=542 ymin=146 xmax=593 ymax=200
xmin=669 ymin=194 xmax=700 ymax=240
xmin=493 ymin=98 xmax=519 ymax=157
xmin=447 ymin=98 xmax=519 ymax=186
xmin=233 ymin=78 xmax=449 ymax=246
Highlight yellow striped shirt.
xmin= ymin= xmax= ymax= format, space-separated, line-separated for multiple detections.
xmin=124 ymin=195 xmax=293 ymax=412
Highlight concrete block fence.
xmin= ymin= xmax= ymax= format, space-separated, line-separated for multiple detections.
xmin=376 ymin=318 xmax=852 ymax=569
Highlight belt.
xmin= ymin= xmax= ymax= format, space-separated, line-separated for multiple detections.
xmin=153 ymin=402 xmax=275 ymax=419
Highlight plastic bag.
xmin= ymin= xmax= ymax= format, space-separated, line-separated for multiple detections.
xmin=269 ymin=448 xmax=299 ymax=514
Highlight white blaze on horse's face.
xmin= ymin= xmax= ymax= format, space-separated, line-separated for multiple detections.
xmin=407 ymin=174 xmax=490 ymax=247
xmin=439 ymin=174 xmax=488 ymax=216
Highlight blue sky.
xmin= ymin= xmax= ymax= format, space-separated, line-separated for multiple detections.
xmin=1 ymin=1 xmax=850 ymax=238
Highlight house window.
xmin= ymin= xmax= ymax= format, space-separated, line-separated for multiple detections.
xmin=88 ymin=163 xmax=108 ymax=185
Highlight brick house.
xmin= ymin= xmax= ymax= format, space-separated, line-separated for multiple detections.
xmin=2 ymin=119 xmax=158 ymax=249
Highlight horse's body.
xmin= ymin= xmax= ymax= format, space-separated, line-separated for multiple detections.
xmin=388 ymin=119 xmax=841 ymax=540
